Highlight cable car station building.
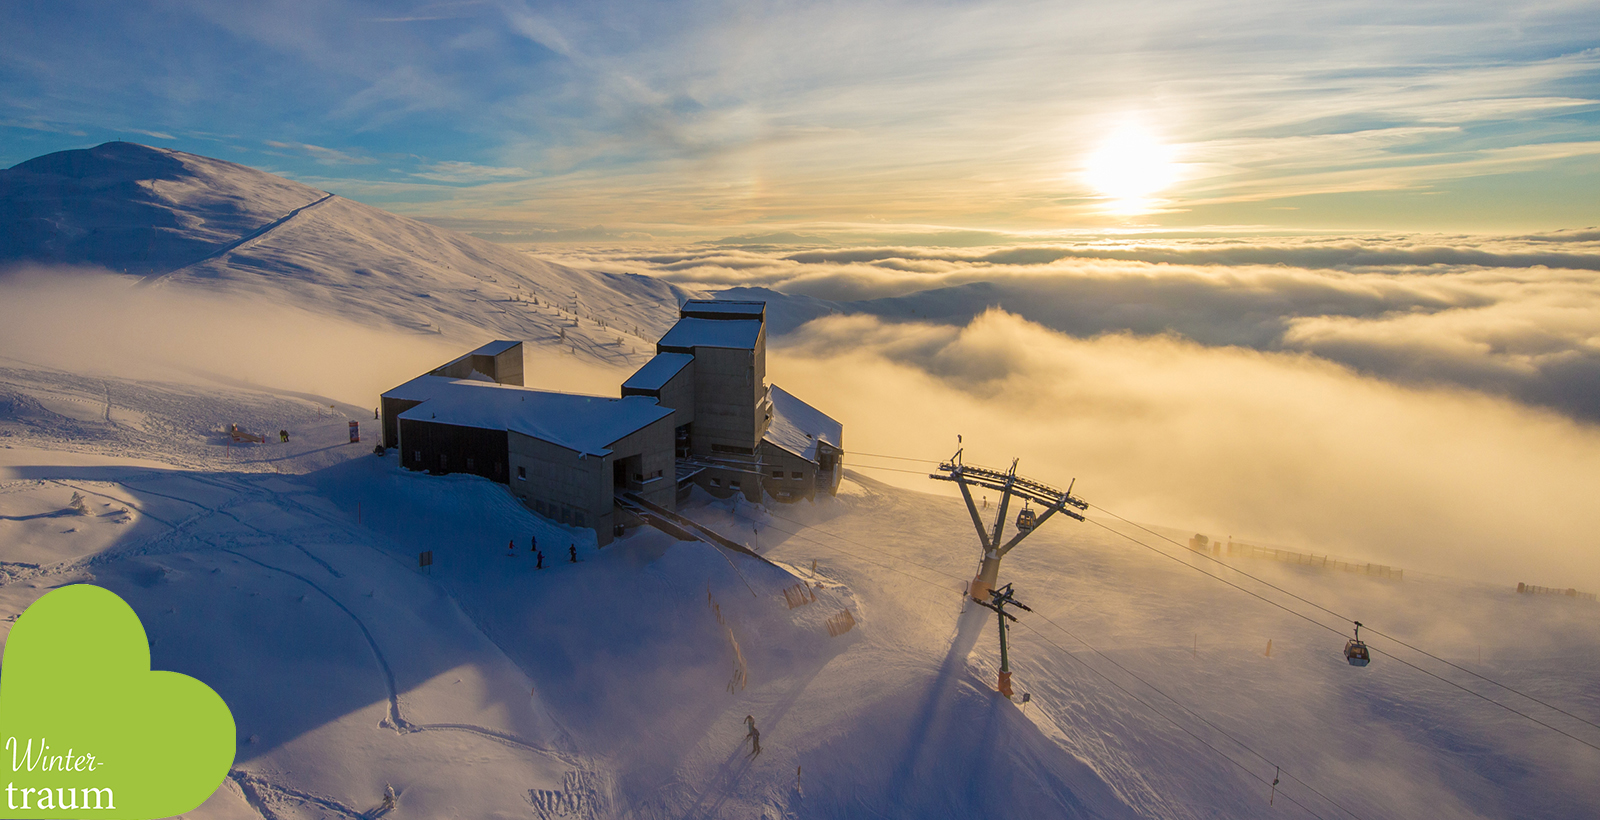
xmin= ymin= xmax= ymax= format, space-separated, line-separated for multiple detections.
xmin=379 ymin=300 xmax=842 ymax=545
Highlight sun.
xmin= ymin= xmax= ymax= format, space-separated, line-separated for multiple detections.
xmin=1082 ymin=126 xmax=1179 ymax=214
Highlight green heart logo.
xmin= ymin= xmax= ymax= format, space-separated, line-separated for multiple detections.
xmin=0 ymin=584 xmax=235 ymax=818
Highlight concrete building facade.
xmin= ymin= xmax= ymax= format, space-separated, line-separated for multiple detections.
xmin=378 ymin=299 xmax=844 ymax=546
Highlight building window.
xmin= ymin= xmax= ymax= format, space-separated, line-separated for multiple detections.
xmin=466 ymin=457 xmax=475 ymax=470
xmin=517 ymin=466 xmax=527 ymax=480
xmin=772 ymin=469 xmax=784 ymax=478
xmin=710 ymin=478 xmax=722 ymax=488
xmin=651 ymin=469 xmax=663 ymax=479
xmin=439 ymin=454 xmax=448 ymax=469
xmin=730 ymin=480 xmax=742 ymax=490
xmin=634 ymin=473 xmax=644 ymax=482
xmin=712 ymin=443 xmax=754 ymax=455
xmin=575 ymin=512 xmax=585 ymax=527
xmin=413 ymin=450 xmax=421 ymax=463
xmin=791 ymin=471 xmax=804 ymax=480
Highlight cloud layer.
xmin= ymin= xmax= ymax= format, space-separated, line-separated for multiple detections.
xmin=546 ymin=234 xmax=1600 ymax=421
xmin=768 ymin=310 xmax=1600 ymax=591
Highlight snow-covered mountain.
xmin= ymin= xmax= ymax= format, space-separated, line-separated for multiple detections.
xmin=2 ymin=143 xmax=1598 ymax=820
xmin=0 ymin=142 xmax=691 ymax=358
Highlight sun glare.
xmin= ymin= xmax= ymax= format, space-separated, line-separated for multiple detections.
xmin=1082 ymin=126 xmax=1178 ymax=214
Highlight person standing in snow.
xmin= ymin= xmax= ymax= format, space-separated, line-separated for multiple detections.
xmin=535 ymin=551 xmax=543 ymax=569
xmin=508 ymin=538 xmax=516 ymax=555
xmin=744 ymin=715 xmax=761 ymax=757
xmin=569 ymin=544 xmax=577 ymax=563
xmin=531 ymin=534 xmax=537 ymax=552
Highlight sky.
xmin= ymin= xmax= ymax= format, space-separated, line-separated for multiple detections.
xmin=3 ymin=0 xmax=1599 ymax=237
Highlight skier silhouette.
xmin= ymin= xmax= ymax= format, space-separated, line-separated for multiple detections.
xmin=535 ymin=551 xmax=544 ymax=569
xmin=744 ymin=715 xmax=761 ymax=757
xmin=569 ymin=544 xmax=577 ymax=563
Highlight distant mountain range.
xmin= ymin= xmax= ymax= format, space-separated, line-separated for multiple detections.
xmin=0 ymin=142 xmax=690 ymax=351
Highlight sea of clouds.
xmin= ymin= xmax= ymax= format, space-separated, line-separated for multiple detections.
xmin=532 ymin=232 xmax=1600 ymax=590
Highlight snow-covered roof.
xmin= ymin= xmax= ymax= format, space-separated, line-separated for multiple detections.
xmin=658 ymin=318 xmax=762 ymax=351
xmin=397 ymin=381 xmax=672 ymax=456
xmin=763 ymin=385 xmax=843 ymax=462
xmin=622 ymin=352 xmax=694 ymax=392
xmin=680 ymin=300 xmax=765 ymax=320
xmin=381 ymin=374 xmax=461 ymax=403
xmin=468 ymin=340 xmax=521 ymax=356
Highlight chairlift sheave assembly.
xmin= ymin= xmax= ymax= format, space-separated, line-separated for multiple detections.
xmin=1344 ymin=621 xmax=1371 ymax=667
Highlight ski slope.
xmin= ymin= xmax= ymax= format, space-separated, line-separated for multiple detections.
xmin=1 ymin=358 xmax=1597 ymax=819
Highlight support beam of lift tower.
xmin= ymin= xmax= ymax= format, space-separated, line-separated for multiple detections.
xmin=930 ymin=449 xmax=1088 ymax=601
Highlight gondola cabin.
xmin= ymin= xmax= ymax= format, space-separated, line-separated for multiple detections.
xmin=1016 ymin=506 xmax=1037 ymax=533
xmin=1344 ymin=621 xmax=1370 ymax=666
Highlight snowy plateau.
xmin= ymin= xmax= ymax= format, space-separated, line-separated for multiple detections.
xmin=1 ymin=142 xmax=1598 ymax=820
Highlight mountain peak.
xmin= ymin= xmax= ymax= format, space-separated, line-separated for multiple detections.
xmin=0 ymin=141 xmax=327 ymax=275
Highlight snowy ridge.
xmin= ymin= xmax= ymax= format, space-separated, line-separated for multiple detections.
xmin=2 ymin=142 xmax=701 ymax=371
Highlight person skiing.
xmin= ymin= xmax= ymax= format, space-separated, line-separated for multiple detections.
xmin=744 ymin=715 xmax=761 ymax=757
xmin=535 ymin=551 xmax=544 ymax=569
xmin=531 ymin=534 xmax=537 ymax=552
xmin=508 ymin=538 xmax=516 ymax=555
xmin=569 ymin=544 xmax=577 ymax=563
xmin=279 ymin=429 xmax=290 ymax=443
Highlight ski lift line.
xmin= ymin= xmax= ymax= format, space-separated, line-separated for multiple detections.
xmin=755 ymin=510 xmax=1336 ymax=818
xmin=1086 ymin=505 xmax=1600 ymax=738
xmin=1013 ymin=620 xmax=1336 ymax=820
xmin=846 ymin=451 xmax=946 ymax=464
xmin=1026 ymin=609 xmax=1368 ymax=820
xmin=843 ymin=463 xmax=945 ymax=476
xmin=1084 ymin=517 xmax=1600 ymax=755
xmin=751 ymin=508 xmax=1340 ymax=818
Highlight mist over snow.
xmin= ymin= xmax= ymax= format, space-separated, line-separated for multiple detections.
xmin=533 ymin=236 xmax=1600 ymax=590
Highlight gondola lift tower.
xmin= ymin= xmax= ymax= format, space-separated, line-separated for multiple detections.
xmin=930 ymin=446 xmax=1088 ymax=601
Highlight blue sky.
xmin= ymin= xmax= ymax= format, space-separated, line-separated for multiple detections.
xmin=3 ymin=0 xmax=1599 ymax=235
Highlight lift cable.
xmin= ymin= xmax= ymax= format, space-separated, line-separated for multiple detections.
xmin=1087 ymin=503 xmax=1600 ymax=736
xmin=746 ymin=507 xmax=1348 ymax=819
xmin=842 ymin=462 xmax=944 ymax=476
xmin=1024 ymin=608 xmax=1365 ymax=820
xmin=1013 ymin=619 xmax=1336 ymax=820
xmin=845 ymin=445 xmax=1600 ymax=742
xmin=1082 ymin=508 xmax=1600 ymax=754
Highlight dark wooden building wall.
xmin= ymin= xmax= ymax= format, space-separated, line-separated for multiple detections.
xmin=398 ymin=418 xmax=510 ymax=484
xmin=381 ymin=397 xmax=424 ymax=448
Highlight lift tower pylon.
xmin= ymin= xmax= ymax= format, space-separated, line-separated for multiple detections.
xmin=975 ymin=583 xmax=1032 ymax=698
xmin=930 ymin=449 xmax=1087 ymax=601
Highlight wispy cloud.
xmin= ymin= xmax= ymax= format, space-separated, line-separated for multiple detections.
xmin=263 ymin=140 xmax=377 ymax=165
